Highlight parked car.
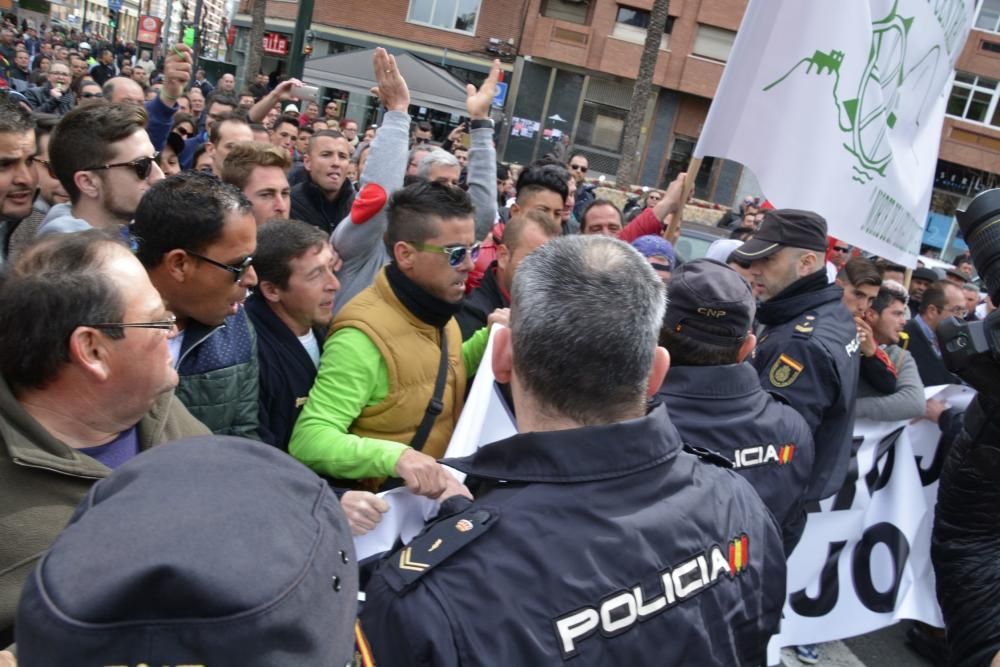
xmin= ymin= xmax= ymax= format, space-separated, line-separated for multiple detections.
xmin=674 ymin=221 xmax=728 ymax=266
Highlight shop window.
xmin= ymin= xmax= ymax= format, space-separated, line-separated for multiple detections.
xmin=576 ymin=102 xmax=628 ymax=152
xmin=691 ymin=24 xmax=735 ymax=62
xmin=541 ymin=0 xmax=591 ymax=25
xmin=407 ymin=0 xmax=481 ymax=34
xmin=976 ymin=0 xmax=1000 ymax=33
xmin=946 ymin=71 xmax=1000 ymax=126
xmin=611 ymin=5 xmax=673 ymax=48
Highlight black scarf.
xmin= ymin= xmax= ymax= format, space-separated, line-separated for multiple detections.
xmin=386 ymin=262 xmax=462 ymax=329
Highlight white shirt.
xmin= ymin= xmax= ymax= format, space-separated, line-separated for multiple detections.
xmin=167 ymin=331 xmax=185 ymax=368
xmin=298 ymin=330 xmax=321 ymax=368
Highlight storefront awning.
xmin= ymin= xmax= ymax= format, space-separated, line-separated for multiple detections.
xmin=303 ymin=48 xmax=468 ymax=117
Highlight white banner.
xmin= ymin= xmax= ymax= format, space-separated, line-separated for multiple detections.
xmin=767 ymin=384 xmax=974 ymax=662
xmin=694 ymin=0 xmax=974 ymax=265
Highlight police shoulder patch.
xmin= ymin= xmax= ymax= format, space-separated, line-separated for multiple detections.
xmin=793 ymin=312 xmax=819 ymax=336
xmin=768 ymin=353 xmax=804 ymax=388
xmin=382 ymin=506 xmax=499 ymax=593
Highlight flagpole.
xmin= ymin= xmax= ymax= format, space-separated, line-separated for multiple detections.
xmin=665 ymin=157 xmax=701 ymax=243
xmin=903 ymin=267 xmax=912 ymax=291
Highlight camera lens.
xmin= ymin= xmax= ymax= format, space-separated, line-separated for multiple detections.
xmin=956 ymin=189 xmax=1000 ymax=303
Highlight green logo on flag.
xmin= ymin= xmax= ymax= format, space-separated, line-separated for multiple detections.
xmin=764 ymin=2 xmax=941 ymax=184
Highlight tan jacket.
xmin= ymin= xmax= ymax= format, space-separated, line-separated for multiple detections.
xmin=0 ymin=377 xmax=209 ymax=640
xmin=332 ymin=269 xmax=466 ymax=461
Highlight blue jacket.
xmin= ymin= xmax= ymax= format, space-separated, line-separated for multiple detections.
xmin=175 ymin=307 xmax=260 ymax=439
xmin=658 ymin=362 xmax=815 ymax=553
xmin=753 ymin=273 xmax=860 ymax=502
xmin=361 ymin=403 xmax=786 ymax=666
xmin=245 ymin=293 xmax=323 ymax=451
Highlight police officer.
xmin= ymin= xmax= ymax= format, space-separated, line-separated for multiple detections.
xmin=657 ymin=259 xmax=814 ymax=553
xmin=361 ymin=236 xmax=786 ymax=666
xmin=734 ymin=210 xmax=860 ymax=503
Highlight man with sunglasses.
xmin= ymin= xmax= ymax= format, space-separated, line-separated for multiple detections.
xmin=39 ymin=102 xmax=163 ymax=238
xmin=0 ymin=230 xmax=209 ymax=648
xmin=291 ymin=181 xmax=506 ymax=497
xmin=133 ymin=172 xmax=261 ymax=438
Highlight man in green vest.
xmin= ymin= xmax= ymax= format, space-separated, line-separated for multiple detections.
xmin=291 ymin=181 xmax=507 ymax=504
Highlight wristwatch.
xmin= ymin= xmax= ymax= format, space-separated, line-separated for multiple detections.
xmin=469 ymin=118 xmax=494 ymax=130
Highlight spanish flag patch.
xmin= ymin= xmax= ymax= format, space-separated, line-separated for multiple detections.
xmin=768 ymin=353 xmax=804 ymax=388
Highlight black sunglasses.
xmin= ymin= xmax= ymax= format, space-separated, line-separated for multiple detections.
xmin=85 ymin=152 xmax=160 ymax=180
xmin=833 ymin=246 xmax=850 ymax=253
xmin=80 ymin=91 xmax=103 ymax=99
xmin=570 ymin=164 xmax=588 ymax=173
xmin=173 ymin=127 xmax=192 ymax=138
xmin=186 ymin=250 xmax=254 ymax=283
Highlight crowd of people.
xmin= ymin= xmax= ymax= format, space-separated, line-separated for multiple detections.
xmin=0 ymin=18 xmax=992 ymax=667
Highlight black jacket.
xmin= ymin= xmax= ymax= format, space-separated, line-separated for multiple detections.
xmin=753 ymin=272 xmax=860 ymax=502
xmin=245 ymin=292 xmax=324 ymax=451
xmin=290 ymin=177 xmax=355 ymax=236
xmin=902 ymin=317 xmax=961 ymax=387
xmin=457 ymin=261 xmax=506 ymax=340
xmin=361 ymin=404 xmax=787 ymax=666
xmin=89 ymin=62 xmax=115 ymax=85
xmin=23 ymin=83 xmax=73 ymax=115
xmin=658 ymin=363 xmax=815 ymax=553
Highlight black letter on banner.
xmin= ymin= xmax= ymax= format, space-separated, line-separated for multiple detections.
xmin=864 ymin=427 xmax=904 ymax=494
xmin=915 ymin=433 xmax=950 ymax=487
xmin=831 ymin=436 xmax=866 ymax=511
xmin=789 ymin=541 xmax=848 ymax=617
xmin=851 ymin=522 xmax=910 ymax=613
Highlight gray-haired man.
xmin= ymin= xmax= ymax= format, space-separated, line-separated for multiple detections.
xmin=361 ymin=236 xmax=786 ymax=665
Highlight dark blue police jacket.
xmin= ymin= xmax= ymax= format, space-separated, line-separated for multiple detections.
xmin=360 ymin=403 xmax=786 ymax=666
xmin=753 ymin=275 xmax=860 ymax=502
xmin=658 ymin=362 xmax=815 ymax=554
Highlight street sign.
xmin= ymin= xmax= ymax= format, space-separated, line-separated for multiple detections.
xmin=108 ymin=0 xmax=123 ymax=11
xmin=492 ymin=81 xmax=508 ymax=108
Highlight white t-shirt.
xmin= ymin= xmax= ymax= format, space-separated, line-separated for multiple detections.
xmin=167 ymin=331 xmax=185 ymax=368
xmin=299 ymin=330 xmax=321 ymax=368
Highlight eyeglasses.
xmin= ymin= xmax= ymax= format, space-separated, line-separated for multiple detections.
xmin=79 ymin=91 xmax=103 ymax=98
xmin=414 ymin=137 xmax=432 ymax=144
xmin=569 ymin=164 xmax=588 ymax=173
xmin=85 ymin=152 xmax=160 ymax=180
xmin=173 ymin=127 xmax=192 ymax=138
xmin=408 ymin=241 xmax=481 ymax=267
xmin=85 ymin=314 xmax=177 ymax=331
xmin=942 ymin=305 xmax=969 ymax=318
xmin=833 ymin=246 xmax=850 ymax=253
xmin=186 ymin=250 xmax=254 ymax=283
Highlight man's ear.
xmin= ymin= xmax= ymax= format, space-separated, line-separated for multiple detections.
xmin=258 ymin=280 xmax=281 ymax=303
xmin=492 ymin=325 xmax=512 ymax=384
xmin=67 ymin=326 xmax=112 ymax=383
xmin=163 ymin=248 xmax=190 ymax=282
xmin=74 ymin=170 xmax=101 ymax=201
xmin=394 ymin=241 xmax=416 ymax=270
xmin=645 ymin=346 xmax=670 ymax=397
xmin=496 ymin=243 xmax=511 ymax=273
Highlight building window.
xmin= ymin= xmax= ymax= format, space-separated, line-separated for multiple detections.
xmin=577 ymin=101 xmax=628 ymax=152
xmin=976 ymin=0 xmax=1000 ymax=33
xmin=946 ymin=72 xmax=1000 ymax=126
xmin=541 ymin=0 xmax=591 ymax=25
xmin=407 ymin=0 xmax=481 ymax=34
xmin=611 ymin=5 xmax=674 ymax=48
xmin=691 ymin=24 xmax=736 ymax=62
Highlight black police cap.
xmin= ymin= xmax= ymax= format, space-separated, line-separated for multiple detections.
xmin=733 ymin=209 xmax=829 ymax=260
xmin=664 ymin=258 xmax=755 ymax=345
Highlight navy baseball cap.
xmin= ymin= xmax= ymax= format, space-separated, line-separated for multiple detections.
xmin=733 ymin=208 xmax=829 ymax=260
xmin=16 ymin=436 xmax=358 ymax=667
xmin=664 ymin=258 xmax=755 ymax=344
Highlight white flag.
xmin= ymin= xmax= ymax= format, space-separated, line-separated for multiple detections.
xmin=695 ymin=0 xmax=974 ymax=266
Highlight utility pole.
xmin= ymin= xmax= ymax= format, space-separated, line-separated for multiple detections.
xmin=191 ymin=0 xmax=203 ymax=64
xmin=287 ymin=0 xmax=314 ymax=79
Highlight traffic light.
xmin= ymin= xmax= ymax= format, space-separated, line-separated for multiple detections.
xmin=108 ymin=10 xmax=117 ymax=28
